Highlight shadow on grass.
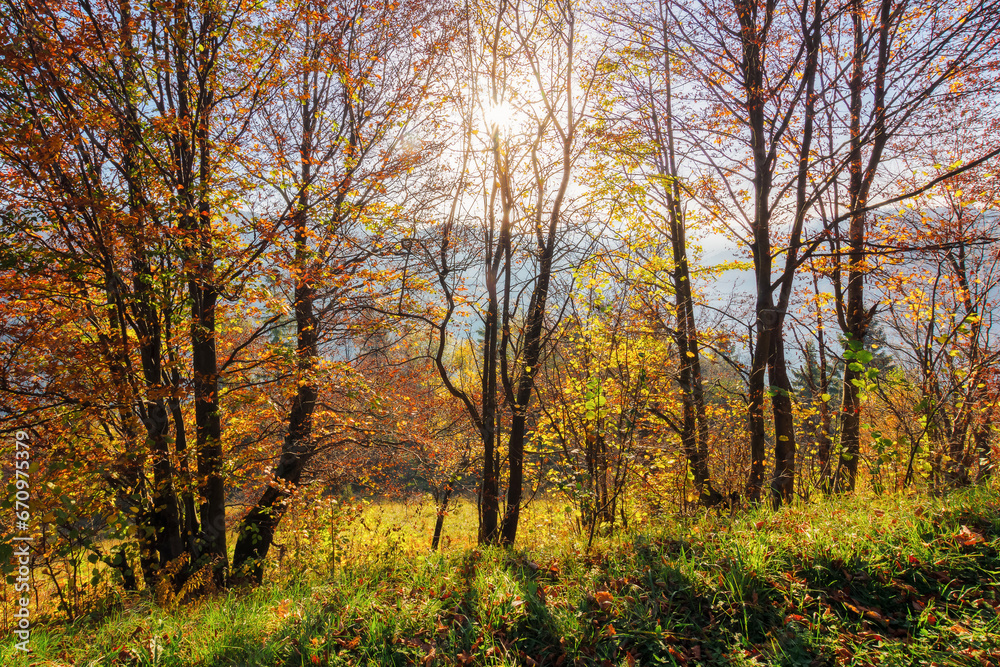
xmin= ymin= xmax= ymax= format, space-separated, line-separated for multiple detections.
xmin=8 ymin=494 xmax=998 ymax=667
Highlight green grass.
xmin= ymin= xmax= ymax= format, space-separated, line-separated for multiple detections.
xmin=3 ymin=486 xmax=1000 ymax=666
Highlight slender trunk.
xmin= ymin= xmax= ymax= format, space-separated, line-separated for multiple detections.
xmin=734 ymin=0 xmax=774 ymax=503
xmin=431 ymin=486 xmax=453 ymax=551
xmin=747 ymin=314 xmax=772 ymax=502
xmin=812 ymin=271 xmax=834 ymax=492
xmin=671 ymin=175 xmax=717 ymax=504
xmin=169 ymin=393 xmax=199 ymax=553
xmin=689 ymin=324 xmax=719 ymax=503
xmin=430 ymin=100 xmax=492 ymax=544
xmin=817 ymin=400 xmax=834 ymax=490
xmin=162 ymin=304 xmax=199 ymax=553
xmin=232 ymin=252 xmax=318 ymax=582
xmin=655 ymin=1 xmax=720 ymax=505
xmin=769 ymin=335 xmax=796 ymax=505
xmin=584 ymin=432 xmax=597 ymax=529
xmin=500 ymin=180 xmax=561 ymax=545
xmin=836 ymin=0 xmax=886 ymax=492
xmin=597 ymin=434 xmax=611 ymax=524
xmin=835 ymin=354 xmax=863 ymax=492
xmin=234 ymin=70 xmax=321 ymax=576
xmin=479 ymin=283 xmax=501 ymax=543
xmin=945 ymin=244 xmax=982 ymax=485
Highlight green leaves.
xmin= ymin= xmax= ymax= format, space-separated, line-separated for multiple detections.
xmin=583 ymin=376 xmax=608 ymax=422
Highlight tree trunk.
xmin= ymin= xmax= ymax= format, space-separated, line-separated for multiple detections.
xmin=431 ymin=485 xmax=454 ymax=551
xmin=734 ymin=0 xmax=776 ymax=504
xmin=231 ymin=305 xmax=317 ymax=581
xmin=191 ymin=276 xmax=227 ymax=582
xmin=747 ymin=311 xmax=772 ymax=503
xmin=233 ymin=129 xmax=320 ymax=579
xmin=834 ymin=0 xmax=890 ymax=493
xmin=478 ymin=287 xmax=501 ymax=544
xmin=500 ymin=202 xmax=559 ymax=546
xmin=654 ymin=3 xmax=720 ymax=506
xmin=769 ymin=333 xmax=796 ymax=505
xmin=144 ymin=400 xmax=185 ymax=568
xmin=768 ymin=0 xmax=823 ymax=507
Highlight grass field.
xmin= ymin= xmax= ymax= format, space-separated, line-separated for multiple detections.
xmin=2 ymin=486 xmax=999 ymax=666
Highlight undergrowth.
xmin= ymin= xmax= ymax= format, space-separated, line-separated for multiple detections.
xmin=2 ymin=486 xmax=999 ymax=666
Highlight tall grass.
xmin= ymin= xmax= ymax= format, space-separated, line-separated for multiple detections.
xmin=2 ymin=484 xmax=998 ymax=666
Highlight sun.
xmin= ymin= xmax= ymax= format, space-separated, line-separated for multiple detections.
xmin=483 ymin=98 xmax=516 ymax=132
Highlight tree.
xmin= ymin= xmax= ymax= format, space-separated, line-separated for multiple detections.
xmin=659 ymin=0 xmax=828 ymax=505
xmin=394 ymin=0 xmax=603 ymax=545
xmin=230 ymin=0 xmax=453 ymax=583
xmin=873 ymin=151 xmax=1000 ymax=487
xmin=591 ymin=0 xmax=726 ymax=506
xmin=534 ymin=271 xmax=669 ymax=544
xmin=0 ymin=0 xmax=282 ymax=585
xmin=819 ymin=0 xmax=1000 ymax=492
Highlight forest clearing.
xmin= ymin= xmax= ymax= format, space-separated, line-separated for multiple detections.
xmin=2 ymin=489 xmax=1000 ymax=665
xmin=2 ymin=0 xmax=1000 ymax=663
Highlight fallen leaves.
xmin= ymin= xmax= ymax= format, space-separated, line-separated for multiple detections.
xmin=956 ymin=525 xmax=986 ymax=547
xmin=842 ymin=601 xmax=888 ymax=625
xmin=594 ymin=590 xmax=614 ymax=611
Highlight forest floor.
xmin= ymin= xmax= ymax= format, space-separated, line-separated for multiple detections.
xmin=2 ymin=485 xmax=999 ymax=666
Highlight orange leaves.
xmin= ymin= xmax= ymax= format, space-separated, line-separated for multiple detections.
xmin=956 ymin=525 xmax=985 ymax=548
xmin=593 ymin=590 xmax=614 ymax=611
xmin=273 ymin=598 xmax=300 ymax=619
